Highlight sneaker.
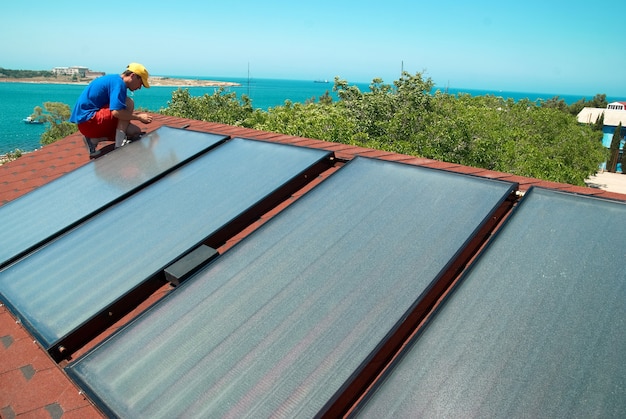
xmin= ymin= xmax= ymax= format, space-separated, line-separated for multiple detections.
xmin=82 ymin=136 xmax=101 ymax=157
xmin=115 ymin=130 xmax=129 ymax=148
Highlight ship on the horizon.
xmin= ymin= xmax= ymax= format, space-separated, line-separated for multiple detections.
xmin=314 ymin=79 xmax=329 ymax=83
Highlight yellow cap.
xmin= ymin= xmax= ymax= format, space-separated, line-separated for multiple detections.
xmin=126 ymin=63 xmax=150 ymax=88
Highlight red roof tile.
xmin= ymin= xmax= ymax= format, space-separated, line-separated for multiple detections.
xmin=1 ymin=112 xmax=624 ymax=417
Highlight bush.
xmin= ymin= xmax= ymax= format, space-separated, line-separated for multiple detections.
xmin=0 ymin=149 xmax=24 ymax=165
xmin=159 ymin=72 xmax=607 ymax=186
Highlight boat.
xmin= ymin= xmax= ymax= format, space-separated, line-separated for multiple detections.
xmin=23 ymin=116 xmax=44 ymax=124
xmin=314 ymin=79 xmax=329 ymax=83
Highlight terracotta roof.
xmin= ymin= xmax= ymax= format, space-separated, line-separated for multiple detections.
xmin=1 ymin=113 xmax=624 ymax=418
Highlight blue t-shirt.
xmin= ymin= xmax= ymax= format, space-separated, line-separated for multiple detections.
xmin=70 ymin=74 xmax=127 ymax=124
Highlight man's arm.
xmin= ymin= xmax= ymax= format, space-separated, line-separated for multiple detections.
xmin=111 ymin=109 xmax=153 ymax=124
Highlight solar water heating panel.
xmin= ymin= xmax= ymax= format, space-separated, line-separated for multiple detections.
xmin=354 ymin=187 xmax=626 ymax=417
xmin=0 ymin=126 xmax=227 ymax=268
xmin=0 ymin=138 xmax=332 ymax=359
xmin=67 ymin=157 xmax=517 ymax=418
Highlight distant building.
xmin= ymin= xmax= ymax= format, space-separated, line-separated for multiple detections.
xmin=607 ymin=101 xmax=626 ymax=110
xmin=51 ymin=66 xmax=105 ymax=79
xmin=52 ymin=66 xmax=88 ymax=77
xmin=577 ymin=103 xmax=626 ymax=172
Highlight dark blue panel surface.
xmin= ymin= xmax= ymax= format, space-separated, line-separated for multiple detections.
xmin=67 ymin=157 xmax=516 ymax=418
xmin=0 ymin=126 xmax=226 ymax=268
xmin=355 ymin=188 xmax=626 ymax=418
xmin=0 ymin=138 xmax=331 ymax=350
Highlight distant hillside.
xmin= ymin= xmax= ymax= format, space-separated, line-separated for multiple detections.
xmin=0 ymin=67 xmax=53 ymax=78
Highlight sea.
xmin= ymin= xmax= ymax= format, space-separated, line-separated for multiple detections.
xmin=0 ymin=76 xmax=620 ymax=155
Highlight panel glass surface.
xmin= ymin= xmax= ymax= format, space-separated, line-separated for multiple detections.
xmin=0 ymin=126 xmax=226 ymax=268
xmin=0 ymin=138 xmax=330 ymax=348
xmin=355 ymin=187 xmax=626 ymax=418
xmin=67 ymin=157 xmax=516 ymax=418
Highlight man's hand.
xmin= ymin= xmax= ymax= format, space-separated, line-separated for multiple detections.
xmin=135 ymin=113 xmax=153 ymax=124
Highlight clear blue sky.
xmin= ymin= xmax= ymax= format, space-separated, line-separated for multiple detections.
xmin=2 ymin=0 xmax=624 ymax=97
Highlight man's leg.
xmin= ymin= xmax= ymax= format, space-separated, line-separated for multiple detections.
xmin=78 ymin=107 xmax=118 ymax=157
xmin=82 ymin=136 xmax=101 ymax=158
xmin=115 ymin=97 xmax=142 ymax=147
xmin=114 ymin=97 xmax=132 ymax=148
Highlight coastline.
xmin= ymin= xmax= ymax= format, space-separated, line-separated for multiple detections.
xmin=0 ymin=76 xmax=241 ymax=162
xmin=0 ymin=76 xmax=241 ymax=88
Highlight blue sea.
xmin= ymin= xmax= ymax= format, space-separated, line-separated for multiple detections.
xmin=0 ymin=76 xmax=620 ymax=155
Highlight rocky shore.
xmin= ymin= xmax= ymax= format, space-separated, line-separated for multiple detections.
xmin=0 ymin=76 xmax=240 ymax=87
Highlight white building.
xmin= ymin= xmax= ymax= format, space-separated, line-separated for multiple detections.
xmin=607 ymin=101 xmax=626 ymax=111
xmin=51 ymin=66 xmax=89 ymax=77
xmin=577 ymin=103 xmax=626 ymax=171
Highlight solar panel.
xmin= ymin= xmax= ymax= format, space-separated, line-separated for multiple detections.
xmin=0 ymin=126 xmax=227 ymax=269
xmin=66 ymin=157 xmax=517 ymax=418
xmin=353 ymin=187 xmax=626 ymax=417
xmin=0 ymin=138 xmax=332 ymax=358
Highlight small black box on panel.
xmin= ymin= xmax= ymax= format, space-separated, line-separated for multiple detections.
xmin=164 ymin=245 xmax=218 ymax=286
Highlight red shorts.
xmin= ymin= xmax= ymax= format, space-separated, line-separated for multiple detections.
xmin=77 ymin=107 xmax=118 ymax=141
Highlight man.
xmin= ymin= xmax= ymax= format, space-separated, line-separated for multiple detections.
xmin=70 ymin=63 xmax=153 ymax=157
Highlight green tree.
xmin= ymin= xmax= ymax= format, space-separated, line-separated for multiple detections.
xmin=593 ymin=112 xmax=604 ymax=131
xmin=158 ymin=71 xmax=606 ymax=186
xmin=540 ymin=96 xmax=568 ymax=112
xmin=568 ymin=94 xmax=608 ymax=116
xmin=333 ymin=72 xmax=434 ymax=154
xmin=34 ymin=102 xmax=78 ymax=145
xmin=163 ymin=87 xmax=255 ymax=126
xmin=304 ymin=90 xmax=333 ymax=105
xmin=253 ymin=100 xmax=356 ymax=143
xmin=0 ymin=67 xmax=53 ymax=78
xmin=0 ymin=149 xmax=23 ymax=165
xmin=588 ymin=93 xmax=608 ymax=108
xmin=607 ymin=123 xmax=622 ymax=173
xmin=319 ymin=90 xmax=333 ymax=106
xmin=422 ymin=93 xmax=511 ymax=169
